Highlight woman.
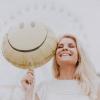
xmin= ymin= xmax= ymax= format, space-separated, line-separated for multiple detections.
xmin=21 ymin=34 xmax=100 ymax=100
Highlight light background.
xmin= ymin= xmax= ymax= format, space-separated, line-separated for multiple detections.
xmin=0 ymin=0 xmax=100 ymax=85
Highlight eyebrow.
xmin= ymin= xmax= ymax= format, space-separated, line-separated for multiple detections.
xmin=58 ymin=42 xmax=75 ymax=45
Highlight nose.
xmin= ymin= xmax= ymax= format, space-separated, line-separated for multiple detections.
xmin=62 ymin=46 xmax=68 ymax=51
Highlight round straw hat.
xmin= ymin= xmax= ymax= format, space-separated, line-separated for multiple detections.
xmin=2 ymin=22 xmax=57 ymax=69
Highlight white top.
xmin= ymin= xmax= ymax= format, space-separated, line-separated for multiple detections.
xmin=35 ymin=79 xmax=90 ymax=100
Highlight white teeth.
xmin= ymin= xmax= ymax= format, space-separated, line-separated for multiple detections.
xmin=60 ymin=53 xmax=71 ymax=57
xmin=59 ymin=52 xmax=72 ymax=57
xmin=62 ymin=54 xmax=69 ymax=56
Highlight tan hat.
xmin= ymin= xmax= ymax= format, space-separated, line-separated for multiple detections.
xmin=2 ymin=22 xmax=57 ymax=69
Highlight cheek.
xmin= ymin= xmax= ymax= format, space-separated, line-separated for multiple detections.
xmin=56 ymin=49 xmax=61 ymax=57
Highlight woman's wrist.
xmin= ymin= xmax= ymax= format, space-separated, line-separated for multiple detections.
xmin=25 ymin=90 xmax=33 ymax=100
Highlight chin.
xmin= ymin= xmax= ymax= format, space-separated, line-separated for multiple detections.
xmin=59 ymin=58 xmax=75 ymax=65
xmin=60 ymin=57 xmax=73 ymax=62
xmin=62 ymin=60 xmax=73 ymax=64
xmin=59 ymin=58 xmax=71 ymax=63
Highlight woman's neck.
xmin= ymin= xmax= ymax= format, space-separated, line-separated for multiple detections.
xmin=58 ymin=64 xmax=76 ymax=80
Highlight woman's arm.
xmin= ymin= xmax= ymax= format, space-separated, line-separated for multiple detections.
xmin=97 ymin=84 xmax=100 ymax=100
xmin=12 ymin=69 xmax=41 ymax=100
xmin=21 ymin=69 xmax=35 ymax=100
xmin=97 ymin=80 xmax=100 ymax=100
xmin=35 ymin=93 xmax=40 ymax=100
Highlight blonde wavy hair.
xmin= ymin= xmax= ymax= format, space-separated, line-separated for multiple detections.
xmin=52 ymin=34 xmax=99 ymax=100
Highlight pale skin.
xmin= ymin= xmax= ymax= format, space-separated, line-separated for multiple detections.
xmin=21 ymin=37 xmax=79 ymax=100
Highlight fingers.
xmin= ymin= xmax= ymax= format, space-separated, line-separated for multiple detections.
xmin=27 ymin=69 xmax=35 ymax=81
xmin=27 ymin=69 xmax=34 ymax=76
xmin=21 ymin=69 xmax=35 ymax=91
xmin=22 ymin=75 xmax=34 ymax=84
xmin=21 ymin=69 xmax=35 ymax=86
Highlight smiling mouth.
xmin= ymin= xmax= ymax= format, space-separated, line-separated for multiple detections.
xmin=60 ymin=53 xmax=72 ymax=57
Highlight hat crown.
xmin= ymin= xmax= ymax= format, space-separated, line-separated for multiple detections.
xmin=7 ymin=22 xmax=47 ymax=51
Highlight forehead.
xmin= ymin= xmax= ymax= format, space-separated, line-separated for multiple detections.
xmin=58 ymin=37 xmax=76 ymax=44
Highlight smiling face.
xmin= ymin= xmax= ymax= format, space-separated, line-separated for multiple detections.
xmin=56 ymin=37 xmax=79 ymax=67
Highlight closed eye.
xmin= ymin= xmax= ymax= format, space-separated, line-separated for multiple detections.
xmin=68 ymin=43 xmax=76 ymax=48
xmin=57 ymin=44 xmax=64 ymax=48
